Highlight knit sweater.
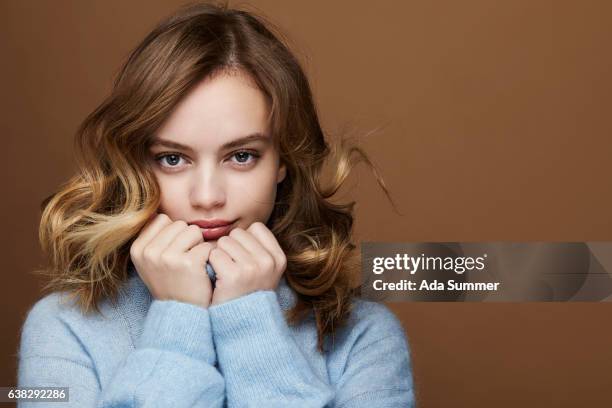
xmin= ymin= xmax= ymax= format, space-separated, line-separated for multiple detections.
xmin=17 ymin=265 xmax=415 ymax=407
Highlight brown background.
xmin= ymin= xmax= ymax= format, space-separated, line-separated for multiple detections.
xmin=2 ymin=0 xmax=612 ymax=406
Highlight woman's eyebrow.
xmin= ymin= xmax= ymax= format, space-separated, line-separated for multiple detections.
xmin=151 ymin=133 xmax=271 ymax=152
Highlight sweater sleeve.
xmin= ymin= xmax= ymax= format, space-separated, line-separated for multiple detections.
xmin=331 ymin=301 xmax=415 ymax=407
xmin=17 ymin=295 xmax=225 ymax=407
xmin=208 ymin=290 xmax=334 ymax=407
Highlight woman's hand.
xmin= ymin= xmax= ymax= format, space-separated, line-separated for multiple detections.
xmin=209 ymin=222 xmax=287 ymax=306
xmin=129 ymin=213 xmax=214 ymax=308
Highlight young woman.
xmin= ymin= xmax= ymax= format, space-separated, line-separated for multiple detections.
xmin=17 ymin=2 xmax=415 ymax=407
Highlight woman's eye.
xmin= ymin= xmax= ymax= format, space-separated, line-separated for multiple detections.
xmin=229 ymin=150 xmax=260 ymax=166
xmin=155 ymin=153 xmax=187 ymax=169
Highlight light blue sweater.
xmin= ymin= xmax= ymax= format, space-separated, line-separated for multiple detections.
xmin=17 ymin=265 xmax=415 ymax=407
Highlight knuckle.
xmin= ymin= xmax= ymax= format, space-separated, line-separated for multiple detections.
xmin=174 ymin=220 xmax=188 ymax=228
xmin=261 ymin=255 xmax=275 ymax=270
xmin=243 ymin=262 xmax=257 ymax=274
xmin=278 ymin=254 xmax=287 ymax=270
xmin=129 ymin=242 xmax=140 ymax=258
xmin=159 ymin=252 xmax=175 ymax=266
xmin=209 ymin=248 xmax=219 ymax=260
xmin=188 ymin=225 xmax=203 ymax=238
xmin=199 ymin=241 xmax=213 ymax=251
xmin=179 ymin=257 xmax=193 ymax=270
xmin=142 ymin=247 xmax=157 ymax=261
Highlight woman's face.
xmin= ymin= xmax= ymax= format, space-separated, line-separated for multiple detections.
xmin=149 ymin=70 xmax=286 ymax=246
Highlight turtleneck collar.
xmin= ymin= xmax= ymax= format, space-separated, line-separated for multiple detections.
xmin=125 ymin=262 xmax=297 ymax=311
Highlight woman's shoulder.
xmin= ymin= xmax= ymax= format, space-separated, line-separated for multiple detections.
xmin=325 ymin=296 xmax=410 ymax=355
xmin=19 ymin=292 xmax=91 ymax=362
xmin=22 ymin=291 xmax=86 ymax=328
xmin=22 ymin=290 xmax=116 ymax=326
xmin=22 ymin=270 xmax=148 ymax=328
xmin=351 ymin=297 xmax=406 ymax=333
xmin=19 ymin=288 xmax=131 ymax=360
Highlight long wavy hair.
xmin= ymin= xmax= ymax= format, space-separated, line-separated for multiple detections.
xmin=36 ymin=1 xmax=398 ymax=353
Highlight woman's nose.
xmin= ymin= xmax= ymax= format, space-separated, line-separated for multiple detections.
xmin=189 ymin=166 xmax=226 ymax=209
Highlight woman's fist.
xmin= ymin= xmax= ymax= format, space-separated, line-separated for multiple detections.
xmin=129 ymin=213 xmax=214 ymax=308
xmin=208 ymin=222 xmax=287 ymax=306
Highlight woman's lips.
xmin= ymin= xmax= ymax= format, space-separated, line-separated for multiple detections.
xmin=199 ymin=221 xmax=235 ymax=240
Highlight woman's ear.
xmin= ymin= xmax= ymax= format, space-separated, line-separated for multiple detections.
xmin=277 ymin=162 xmax=287 ymax=184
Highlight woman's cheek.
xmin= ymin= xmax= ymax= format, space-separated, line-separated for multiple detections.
xmin=158 ymin=178 xmax=186 ymax=211
xmin=228 ymin=174 xmax=265 ymax=208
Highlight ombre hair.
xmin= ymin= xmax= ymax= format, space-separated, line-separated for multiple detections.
xmin=37 ymin=1 xmax=397 ymax=353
